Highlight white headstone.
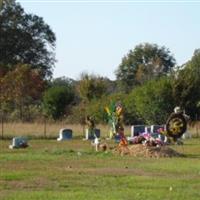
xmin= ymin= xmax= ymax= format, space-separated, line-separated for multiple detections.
xmin=145 ymin=126 xmax=151 ymax=133
xmin=57 ymin=129 xmax=72 ymax=141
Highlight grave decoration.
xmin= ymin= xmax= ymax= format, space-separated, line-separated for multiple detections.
xmin=166 ymin=112 xmax=187 ymax=141
xmin=105 ymin=101 xmax=123 ymax=139
xmin=128 ymin=106 xmax=189 ymax=147
xmin=114 ymin=107 xmax=189 ymax=157
xmin=105 ymin=101 xmax=128 ymax=147
xmin=115 ymin=125 xmax=184 ymax=157
xmin=91 ymin=137 xmax=100 ymax=151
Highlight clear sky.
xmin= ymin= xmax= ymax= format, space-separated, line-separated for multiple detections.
xmin=17 ymin=0 xmax=200 ymax=80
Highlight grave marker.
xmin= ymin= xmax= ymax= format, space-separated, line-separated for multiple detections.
xmin=85 ymin=128 xmax=100 ymax=140
xmin=131 ymin=125 xmax=145 ymax=137
xmin=9 ymin=137 xmax=28 ymax=149
xmin=57 ymin=129 xmax=73 ymax=141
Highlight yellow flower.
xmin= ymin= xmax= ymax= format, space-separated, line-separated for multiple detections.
xmin=105 ymin=107 xmax=111 ymax=115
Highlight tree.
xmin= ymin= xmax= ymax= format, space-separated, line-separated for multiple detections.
xmin=129 ymin=77 xmax=175 ymax=124
xmin=0 ymin=0 xmax=56 ymax=78
xmin=43 ymin=86 xmax=74 ymax=120
xmin=69 ymin=92 xmax=127 ymax=124
xmin=77 ymin=73 xmax=107 ymax=102
xmin=173 ymin=49 xmax=200 ymax=119
xmin=1 ymin=64 xmax=45 ymax=119
xmin=51 ymin=76 xmax=76 ymax=88
xmin=115 ymin=43 xmax=176 ymax=92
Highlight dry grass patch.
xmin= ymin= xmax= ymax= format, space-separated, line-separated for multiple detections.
xmin=1 ymin=122 xmax=131 ymax=139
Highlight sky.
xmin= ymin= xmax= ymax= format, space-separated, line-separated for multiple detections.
xmin=17 ymin=0 xmax=200 ymax=80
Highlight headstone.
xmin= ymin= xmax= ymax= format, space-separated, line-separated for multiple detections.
xmin=9 ymin=137 xmax=28 ymax=149
xmin=85 ymin=128 xmax=100 ymax=140
xmin=145 ymin=126 xmax=151 ymax=133
xmin=182 ymin=131 xmax=191 ymax=139
xmin=57 ymin=129 xmax=73 ymax=141
xmin=94 ymin=128 xmax=100 ymax=138
xmin=114 ymin=134 xmax=121 ymax=143
xmin=151 ymin=125 xmax=166 ymax=134
xmin=131 ymin=125 xmax=145 ymax=137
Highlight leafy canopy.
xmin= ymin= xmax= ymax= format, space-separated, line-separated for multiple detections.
xmin=77 ymin=73 xmax=107 ymax=102
xmin=129 ymin=77 xmax=175 ymax=124
xmin=43 ymin=86 xmax=74 ymax=120
xmin=115 ymin=43 xmax=176 ymax=92
xmin=173 ymin=49 xmax=200 ymax=118
xmin=0 ymin=0 xmax=56 ymax=78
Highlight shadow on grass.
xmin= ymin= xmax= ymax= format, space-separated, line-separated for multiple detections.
xmin=184 ymin=154 xmax=200 ymax=159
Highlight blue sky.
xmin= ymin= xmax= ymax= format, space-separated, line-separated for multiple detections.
xmin=18 ymin=0 xmax=200 ymax=80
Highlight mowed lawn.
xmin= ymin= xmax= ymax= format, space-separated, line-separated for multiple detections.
xmin=0 ymin=139 xmax=200 ymax=200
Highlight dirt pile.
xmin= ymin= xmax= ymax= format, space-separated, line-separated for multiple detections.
xmin=113 ymin=144 xmax=183 ymax=158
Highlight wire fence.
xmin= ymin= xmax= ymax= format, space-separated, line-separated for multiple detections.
xmin=0 ymin=120 xmax=199 ymax=140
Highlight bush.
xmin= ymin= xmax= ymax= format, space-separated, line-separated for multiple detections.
xmin=129 ymin=77 xmax=175 ymax=124
xmin=43 ymin=86 xmax=74 ymax=120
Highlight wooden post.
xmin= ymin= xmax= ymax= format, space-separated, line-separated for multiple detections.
xmin=1 ymin=113 xmax=3 ymax=139
xmin=196 ymin=114 xmax=199 ymax=138
xmin=44 ymin=116 xmax=46 ymax=139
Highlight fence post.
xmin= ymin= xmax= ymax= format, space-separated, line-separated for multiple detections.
xmin=196 ymin=114 xmax=199 ymax=137
xmin=1 ymin=113 xmax=3 ymax=139
xmin=1 ymin=115 xmax=4 ymax=139
xmin=44 ymin=116 xmax=46 ymax=139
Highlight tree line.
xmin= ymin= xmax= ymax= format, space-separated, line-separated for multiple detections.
xmin=1 ymin=0 xmax=200 ymax=125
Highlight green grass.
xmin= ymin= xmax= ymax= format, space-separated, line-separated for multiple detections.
xmin=1 ymin=139 xmax=200 ymax=200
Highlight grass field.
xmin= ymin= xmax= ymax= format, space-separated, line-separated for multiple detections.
xmin=1 ymin=138 xmax=200 ymax=200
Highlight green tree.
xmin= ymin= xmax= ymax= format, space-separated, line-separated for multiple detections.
xmin=115 ymin=43 xmax=176 ymax=92
xmin=129 ymin=77 xmax=175 ymax=124
xmin=0 ymin=0 xmax=56 ymax=78
xmin=43 ymin=86 xmax=74 ymax=120
xmin=51 ymin=76 xmax=76 ymax=88
xmin=77 ymin=73 xmax=107 ymax=102
xmin=173 ymin=49 xmax=200 ymax=118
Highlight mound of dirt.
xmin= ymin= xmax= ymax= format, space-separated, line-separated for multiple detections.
xmin=113 ymin=144 xmax=183 ymax=158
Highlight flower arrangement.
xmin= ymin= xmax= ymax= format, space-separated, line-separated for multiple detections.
xmin=105 ymin=101 xmax=124 ymax=138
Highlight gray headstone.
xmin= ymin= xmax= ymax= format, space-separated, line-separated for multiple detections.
xmin=131 ymin=125 xmax=145 ymax=137
xmin=114 ymin=134 xmax=121 ymax=143
xmin=9 ymin=137 xmax=28 ymax=149
xmin=94 ymin=129 xmax=100 ymax=138
xmin=182 ymin=132 xmax=191 ymax=139
xmin=85 ymin=128 xmax=100 ymax=140
xmin=57 ymin=129 xmax=73 ymax=141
